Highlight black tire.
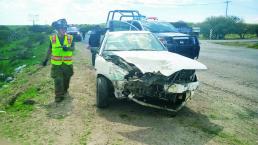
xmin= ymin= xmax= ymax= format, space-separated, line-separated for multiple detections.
xmin=96 ymin=76 xmax=109 ymax=108
xmin=168 ymin=112 xmax=178 ymax=117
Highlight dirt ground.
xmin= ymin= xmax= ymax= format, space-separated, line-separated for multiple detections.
xmin=1 ymin=41 xmax=258 ymax=145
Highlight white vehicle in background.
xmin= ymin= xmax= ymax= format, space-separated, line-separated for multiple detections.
xmin=66 ymin=26 xmax=82 ymax=42
xmin=95 ymin=31 xmax=207 ymax=114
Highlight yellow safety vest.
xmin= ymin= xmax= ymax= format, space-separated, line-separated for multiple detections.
xmin=50 ymin=34 xmax=73 ymax=65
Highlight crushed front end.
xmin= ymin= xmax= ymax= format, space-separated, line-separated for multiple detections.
xmin=123 ymin=70 xmax=198 ymax=111
xmin=104 ymin=54 xmax=200 ymax=112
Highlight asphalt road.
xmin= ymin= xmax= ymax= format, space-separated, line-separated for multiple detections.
xmin=198 ymin=41 xmax=258 ymax=103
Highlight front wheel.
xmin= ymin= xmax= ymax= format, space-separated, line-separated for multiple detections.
xmin=96 ymin=76 xmax=109 ymax=108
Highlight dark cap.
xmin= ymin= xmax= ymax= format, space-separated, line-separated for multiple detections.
xmin=52 ymin=18 xmax=68 ymax=29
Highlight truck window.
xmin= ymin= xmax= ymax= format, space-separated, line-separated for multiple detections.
xmin=132 ymin=22 xmax=142 ymax=30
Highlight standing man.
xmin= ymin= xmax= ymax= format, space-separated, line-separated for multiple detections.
xmin=42 ymin=18 xmax=75 ymax=103
xmin=89 ymin=25 xmax=102 ymax=66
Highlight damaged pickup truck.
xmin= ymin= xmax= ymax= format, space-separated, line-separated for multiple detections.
xmin=95 ymin=31 xmax=207 ymax=113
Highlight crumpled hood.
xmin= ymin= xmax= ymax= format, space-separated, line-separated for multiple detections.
xmin=112 ymin=51 xmax=207 ymax=76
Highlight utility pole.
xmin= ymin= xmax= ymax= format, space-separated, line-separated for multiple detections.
xmin=209 ymin=29 xmax=213 ymax=40
xmin=29 ymin=14 xmax=39 ymax=25
xmin=225 ymin=0 xmax=231 ymax=17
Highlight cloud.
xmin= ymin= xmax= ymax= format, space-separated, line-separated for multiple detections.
xmin=124 ymin=0 xmax=194 ymax=5
xmin=0 ymin=0 xmax=257 ymax=24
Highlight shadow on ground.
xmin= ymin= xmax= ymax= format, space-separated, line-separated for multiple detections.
xmin=97 ymin=99 xmax=223 ymax=145
xmin=44 ymin=95 xmax=74 ymax=119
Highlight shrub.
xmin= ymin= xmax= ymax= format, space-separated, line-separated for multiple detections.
xmin=28 ymin=33 xmax=47 ymax=45
xmin=0 ymin=30 xmax=11 ymax=40
xmin=28 ymin=25 xmax=53 ymax=34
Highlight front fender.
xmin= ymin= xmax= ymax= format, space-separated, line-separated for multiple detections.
xmin=95 ymin=55 xmax=128 ymax=81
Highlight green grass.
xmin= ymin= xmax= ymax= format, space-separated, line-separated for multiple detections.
xmin=199 ymin=34 xmax=257 ymax=40
xmin=0 ymin=61 xmax=53 ymax=108
xmin=0 ymin=27 xmax=49 ymax=87
xmin=0 ymin=27 xmax=59 ymax=142
xmin=79 ymin=107 xmax=94 ymax=145
xmin=216 ymin=132 xmax=251 ymax=145
xmin=0 ymin=86 xmax=37 ymax=141
xmin=0 ymin=36 xmax=48 ymax=74
xmin=0 ymin=64 xmax=53 ymax=144
xmin=0 ymin=69 xmax=47 ymax=115
xmin=6 ymin=87 xmax=36 ymax=110
xmin=214 ymin=42 xmax=258 ymax=49
xmin=225 ymin=34 xmax=257 ymax=39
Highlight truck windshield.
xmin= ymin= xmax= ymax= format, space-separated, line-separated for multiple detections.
xmin=104 ymin=33 xmax=166 ymax=51
xmin=141 ymin=21 xmax=178 ymax=33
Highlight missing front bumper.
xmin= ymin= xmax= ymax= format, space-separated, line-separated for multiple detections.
xmin=128 ymin=92 xmax=192 ymax=112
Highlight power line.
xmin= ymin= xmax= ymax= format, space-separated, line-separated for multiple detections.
xmin=159 ymin=2 xmax=224 ymax=7
xmin=233 ymin=3 xmax=258 ymax=11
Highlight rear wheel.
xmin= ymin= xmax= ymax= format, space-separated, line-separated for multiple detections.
xmin=96 ymin=76 xmax=110 ymax=108
xmin=167 ymin=111 xmax=178 ymax=117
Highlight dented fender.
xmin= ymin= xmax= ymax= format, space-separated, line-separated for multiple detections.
xmin=95 ymin=54 xmax=128 ymax=81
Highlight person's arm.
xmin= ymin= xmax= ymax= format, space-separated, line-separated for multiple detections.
xmin=70 ymin=40 xmax=75 ymax=51
xmin=46 ymin=42 xmax=52 ymax=60
xmin=42 ymin=42 xmax=52 ymax=66
xmin=62 ymin=35 xmax=75 ymax=51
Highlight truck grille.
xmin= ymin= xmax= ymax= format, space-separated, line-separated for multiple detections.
xmin=165 ymin=36 xmax=199 ymax=59
xmin=173 ymin=38 xmax=192 ymax=45
xmin=165 ymin=37 xmax=193 ymax=45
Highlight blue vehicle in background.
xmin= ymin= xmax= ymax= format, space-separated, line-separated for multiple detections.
xmin=105 ymin=10 xmax=200 ymax=59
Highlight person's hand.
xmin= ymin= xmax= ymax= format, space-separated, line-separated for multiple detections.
xmin=62 ymin=46 xmax=69 ymax=51
xmin=42 ymin=59 xmax=48 ymax=66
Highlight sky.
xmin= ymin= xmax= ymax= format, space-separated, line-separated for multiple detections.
xmin=0 ymin=0 xmax=257 ymax=25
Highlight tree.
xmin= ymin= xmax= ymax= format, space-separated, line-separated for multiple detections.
xmin=28 ymin=25 xmax=53 ymax=34
xmin=200 ymin=16 xmax=232 ymax=39
xmin=250 ymin=24 xmax=258 ymax=37
xmin=230 ymin=16 xmax=250 ymax=39
xmin=200 ymin=16 xmax=244 ymax=39
xmin=0 ymin=26 xmax=12 ymax=46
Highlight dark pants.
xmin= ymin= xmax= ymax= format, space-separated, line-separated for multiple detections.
xmin=90 ymin=47 xmax=98 ymax=66
xmin=92 ymin=53 xmax=96 ymax=66
xmin=51 ymin=64 xmax=73 ymax=102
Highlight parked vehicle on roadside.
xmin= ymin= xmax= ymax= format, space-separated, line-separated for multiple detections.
xmin=95 ymin=31 xmax=207 ymax=113
xmin=67 ymin=26 xmax=82 ymax=41
xmin=106 ymin=10 xmax=200 ymax=59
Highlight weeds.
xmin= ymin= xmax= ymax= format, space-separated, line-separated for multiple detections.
xmin=214 ymin=41 xmax=258 ymax=49
xmin=217 ymin=132 xmax=252 ymax=145
xmin=0 ymin=25 xmax=50 ymax=87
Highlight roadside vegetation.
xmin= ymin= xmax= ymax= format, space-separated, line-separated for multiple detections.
xmin=214 ymin=41 xmax=258 ymax=49
xmin=0 ymin=62 xmax=54 ymax=144
xmin=0 ymin=42 xmax=94 ymax=145
xmin=0 ymin=26 xmax=54 ymax=143
xmin=0 ymin=24 xmax=100 ymax=88
xmin=0 ymin=25 xmax=52 ymax=87
xmin=194 ymin=16 xmax=258 ymax=40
